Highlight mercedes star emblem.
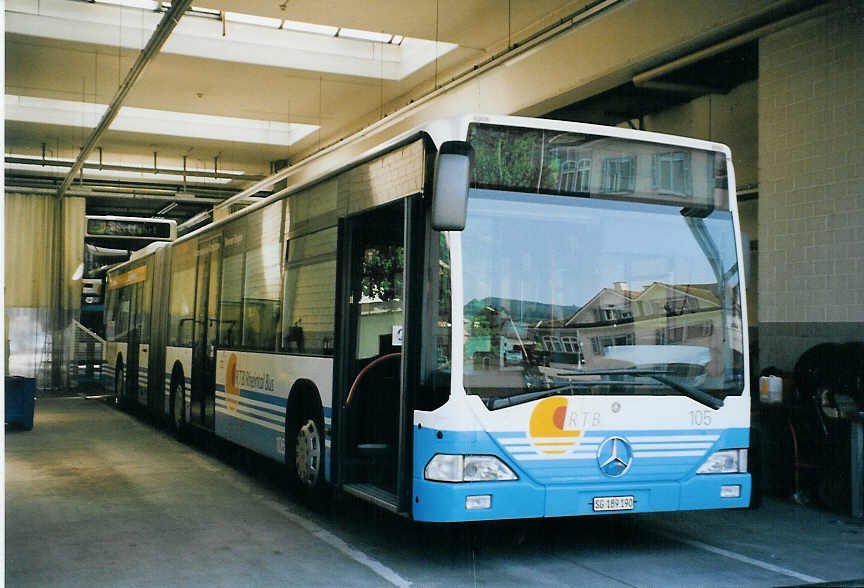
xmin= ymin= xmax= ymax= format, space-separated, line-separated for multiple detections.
xmin=597 ymin=436 xmax=633 ymax=477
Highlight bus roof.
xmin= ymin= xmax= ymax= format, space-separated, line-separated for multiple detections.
xmin=171 ymin=114 xmax=733 ymax=249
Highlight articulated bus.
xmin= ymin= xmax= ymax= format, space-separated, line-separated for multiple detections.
xmin=103 ymin=115 xmax=750 ymax=522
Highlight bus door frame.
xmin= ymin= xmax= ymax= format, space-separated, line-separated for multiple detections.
xmin=125 ymin=276 xmax=144 ymax=406
xmin=190 ymin=235 xmax=222 ymax=430
xmin=333 ymin=196 xmax=422 ymax=513
xmin=147 ymin=247 xmax=171 ymax=417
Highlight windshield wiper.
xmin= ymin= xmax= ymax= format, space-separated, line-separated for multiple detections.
xmin=489 ymin=382 xmax=586 ymax=409
xmin=648 ymin=374 xmax=724 ymax=410
xmin=556 ymin=368 xmax=725 ymax=410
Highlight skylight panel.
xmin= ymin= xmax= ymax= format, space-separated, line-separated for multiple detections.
xmin=5 ymin=95 xmax=319 ymax=147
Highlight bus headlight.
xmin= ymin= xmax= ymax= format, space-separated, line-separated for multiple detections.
xmin=425 ymin=454 xmax=518 ymax=482
xmin=697 ymin=449 xmax=748 ymax=474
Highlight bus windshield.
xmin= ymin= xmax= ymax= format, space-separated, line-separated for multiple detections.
xmin=461 ymin=128 xmax=744 ymax=409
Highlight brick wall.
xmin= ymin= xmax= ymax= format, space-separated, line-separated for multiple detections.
xmin=757 ymin=4 xmax=864 ymax=371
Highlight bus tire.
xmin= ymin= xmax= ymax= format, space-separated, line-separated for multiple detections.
xmin=169 ymin=372 xmax=187 ymax=441
xmin=286 ymin=387 xmax=327 ymax=506
xmin=114 ymin=359 xmax=125 ymax=408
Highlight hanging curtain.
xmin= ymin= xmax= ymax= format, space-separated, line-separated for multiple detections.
xmin=4 ymin=194 xmax=85 ymax=386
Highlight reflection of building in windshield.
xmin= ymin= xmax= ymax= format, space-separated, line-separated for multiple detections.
xmin=527 ymin=281 xmax=723 ymax=370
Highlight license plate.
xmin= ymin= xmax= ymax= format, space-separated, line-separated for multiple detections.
xmin=593 ymin=495 xmax=634 ymax=512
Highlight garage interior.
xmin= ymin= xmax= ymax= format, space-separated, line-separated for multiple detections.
xmin=5 ymin=0 xmax=864 ymax=584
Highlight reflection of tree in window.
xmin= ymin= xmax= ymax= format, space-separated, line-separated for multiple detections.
xmin=601 ymin=156 xmax=635 ymax=193
xmin=436 ymin=234 xmax=452 ymax=368
xmin=362 ymin=245 xmax=403 ymax=302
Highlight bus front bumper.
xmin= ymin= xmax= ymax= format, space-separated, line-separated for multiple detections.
xmin=412 ymin=473 xmax=751 ymax=522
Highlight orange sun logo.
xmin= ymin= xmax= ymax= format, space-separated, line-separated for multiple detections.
xmin=225 ymin=353 xmax=239 ymax=412
xmin=528 ymin=397 xmax=581 ymax=455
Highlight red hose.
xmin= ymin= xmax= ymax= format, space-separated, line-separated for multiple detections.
xmin=344 ymin=352 xmax=401 ymax=407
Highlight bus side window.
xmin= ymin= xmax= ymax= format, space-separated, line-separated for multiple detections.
xmin=116 ymin=286 xmax=131 ymax=342
xmin=105 ymin=286 xmax=117 ymax=341
xmin=169 ymin=242 xmax=196 ymax=347
xmin=281 ymin=228 xmax=337 ymax=355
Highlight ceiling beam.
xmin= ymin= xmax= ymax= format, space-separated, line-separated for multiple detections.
xmin=632 ymin=3 xmax=830 ymax=88
xmin=55 ymin=0 xmax=194 ymax=200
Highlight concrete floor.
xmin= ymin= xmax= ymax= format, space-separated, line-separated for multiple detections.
xmin=6 ymin=396 xmax=864 ymax=587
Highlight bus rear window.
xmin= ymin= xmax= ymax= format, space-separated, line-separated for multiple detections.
xmin=467 ymin=123 xmax=729 ymax=211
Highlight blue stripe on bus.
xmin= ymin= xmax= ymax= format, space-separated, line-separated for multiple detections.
xmin=215 ymin=392 xmax=285 ymax=419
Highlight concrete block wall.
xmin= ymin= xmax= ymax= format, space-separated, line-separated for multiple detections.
xmin=757 ymin=3 xmax=864 ymax=372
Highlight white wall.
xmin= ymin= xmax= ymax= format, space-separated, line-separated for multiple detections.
xmin=757 ymin=4 xmax=864 ymax=370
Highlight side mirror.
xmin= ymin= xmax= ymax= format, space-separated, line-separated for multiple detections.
xmin=431 ymin=141 xmax=473 ymax=231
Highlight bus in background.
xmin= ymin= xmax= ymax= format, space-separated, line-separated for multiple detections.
xmin=104 ymin=114 xmax=750 ymax=522
xmin=81 ymin=216 xmax=176 ymax=335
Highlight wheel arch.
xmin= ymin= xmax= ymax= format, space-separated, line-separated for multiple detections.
xmin=169 ymin=361 xmax=186 ymax=416
xmin=170 ymin=361 xmax=185 ymax=389
xmin=285 ymin=378 xmax=325 ymax=433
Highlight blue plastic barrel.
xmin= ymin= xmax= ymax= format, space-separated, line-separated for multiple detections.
xmin=5 ymin=376 xmax=35 ymax=430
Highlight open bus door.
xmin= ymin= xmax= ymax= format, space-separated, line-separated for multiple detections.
xmin=335 ymin=199 xmax=419 ymax=513
xmin=190 ymin=236 xmax=222 ymax=430
xmin=126 ymin=282 xmax=142 ymax=405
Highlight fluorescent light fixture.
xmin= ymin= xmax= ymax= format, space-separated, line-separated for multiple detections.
xmin=225 ymin=11 xmax=282 ymax=28
xmin=337 ymin=28 xmax=393 ymax=43
xmin=281 ymin=19 xmax=339 ymax=36
xmin=5 ymin=95 xmax=318 ymax=147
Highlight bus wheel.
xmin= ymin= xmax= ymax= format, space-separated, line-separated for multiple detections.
xmin=294 ymin=417 xmax=323 ymax=488
xmin=114 ymin=363 xmax=125 ymax=408
xmin=170 ymin=378 xmax=186 ymax=441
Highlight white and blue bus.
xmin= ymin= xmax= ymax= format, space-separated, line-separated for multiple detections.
xmin=103 ymin=115 xmax=750 ymax=522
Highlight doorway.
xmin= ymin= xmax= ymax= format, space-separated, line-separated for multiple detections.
xmin=190 ymin=236 xmax=221 ymax=430
xmin=337 ymin=200 xmax=412 ymax=506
